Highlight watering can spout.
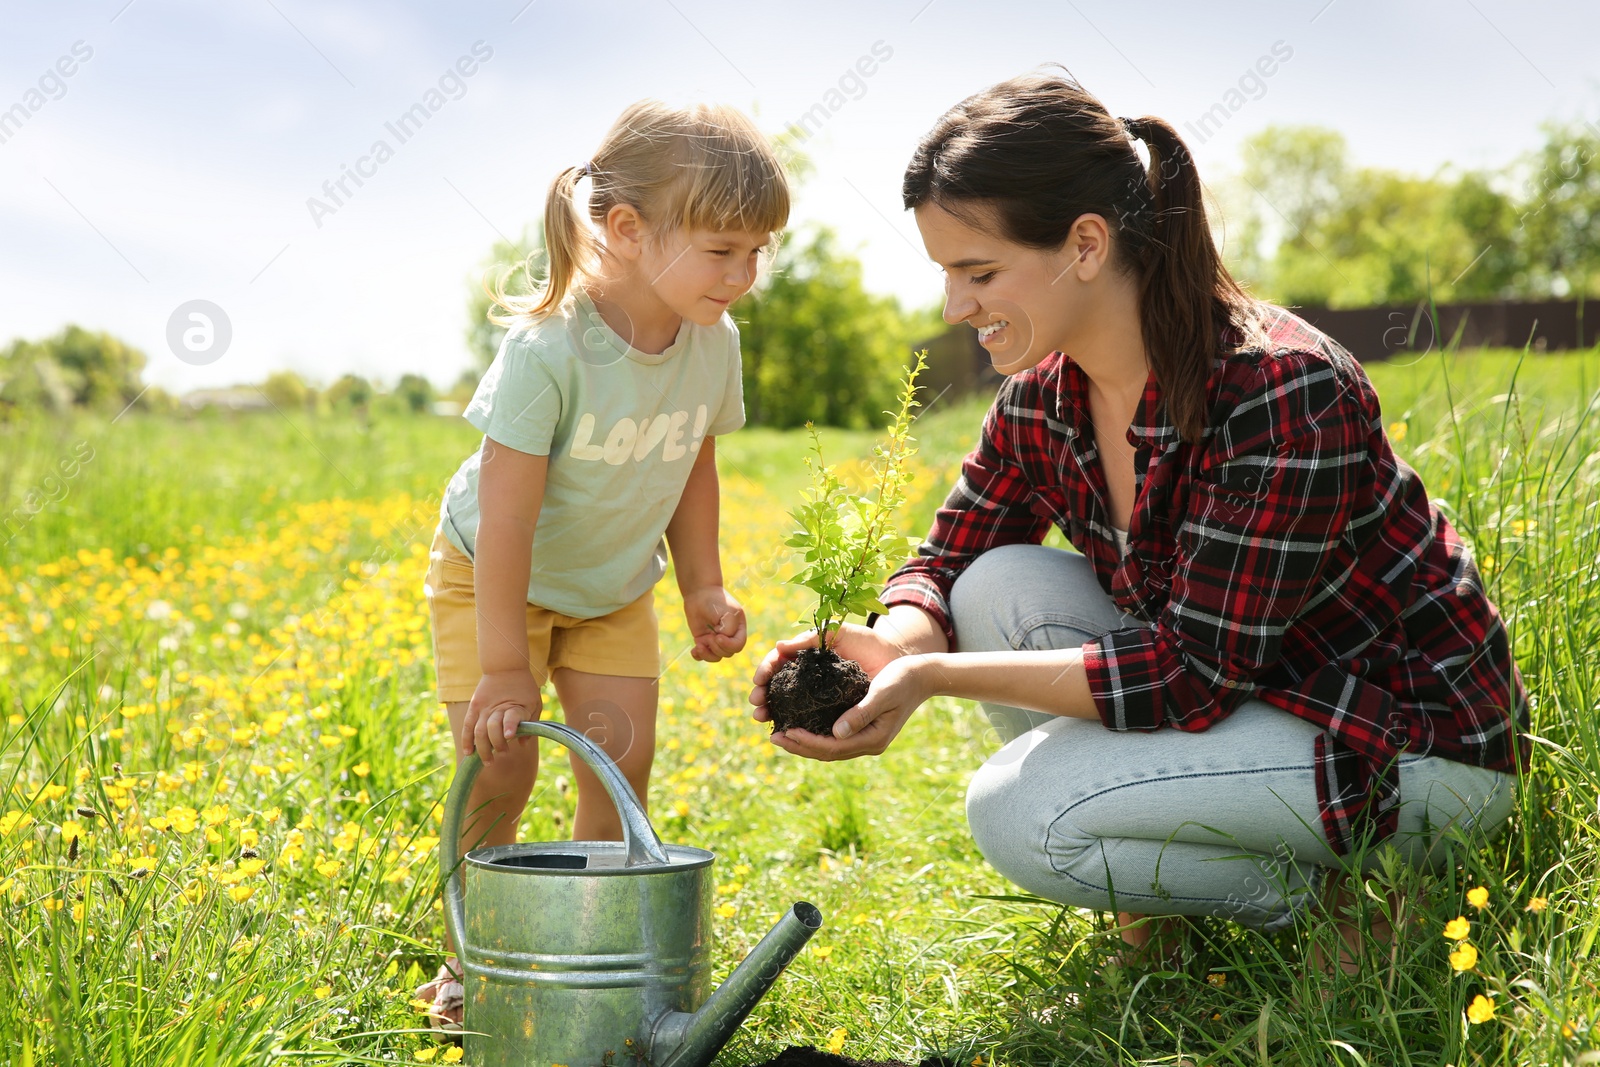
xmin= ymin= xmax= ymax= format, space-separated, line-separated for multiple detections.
xmin=650 ymin=901 xmax=823 ymax=1067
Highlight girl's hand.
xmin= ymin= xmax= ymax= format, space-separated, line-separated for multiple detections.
xmin=748 ymin=622 xmax=904 ymax=723
xmin=462 ymin=668 xmax=543 ymax=764
xmin=768 ymin=654 xmax=936 ymax=761
xmin=683 ymin=585 xmax=747 ymax=662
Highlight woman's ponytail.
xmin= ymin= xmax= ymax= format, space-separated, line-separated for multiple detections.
xmin=1121 ymin=115 xmax=1246 ymax=442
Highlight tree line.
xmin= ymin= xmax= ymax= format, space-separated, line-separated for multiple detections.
xmin=3 ymin=118 xmax=1595 ymax=424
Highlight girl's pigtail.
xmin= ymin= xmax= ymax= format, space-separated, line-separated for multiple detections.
xmin=486 ymin=164 xmax=596 ymax=328
xmin=531 ymin=164 xmax=597 ymax=320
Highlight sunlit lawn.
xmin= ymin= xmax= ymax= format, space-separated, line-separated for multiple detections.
xmin=3 ymin=346 xmax=1600 ymax=1065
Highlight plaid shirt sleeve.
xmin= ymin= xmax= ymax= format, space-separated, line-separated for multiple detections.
xmin=1081 ymin=354 xmax=1366 ymax=732
xmin=880 ymin=379 xmax=1050 ymax=644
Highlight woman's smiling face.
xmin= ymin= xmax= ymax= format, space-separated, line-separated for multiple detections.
xmin=914 ymin=200 xmax=1103 ymax=376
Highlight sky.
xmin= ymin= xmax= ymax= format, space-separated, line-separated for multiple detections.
xmin=1 ymin=0 xmax=1596 ymax=395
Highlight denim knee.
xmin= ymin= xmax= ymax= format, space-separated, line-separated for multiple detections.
xmin=965 ymin=741 xmax=1104 ymax=908
xmin=950 ymin=544 xmax=1132 ymax=655
xmin=950 ymin=544 xmax=1041 ymax=654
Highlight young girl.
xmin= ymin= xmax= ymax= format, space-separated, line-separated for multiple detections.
xmin=416 ymin=99 xmax=789 ymax=1029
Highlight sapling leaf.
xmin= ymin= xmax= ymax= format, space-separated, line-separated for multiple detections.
xmin=779 ymin=350 xmax=930 ymax=646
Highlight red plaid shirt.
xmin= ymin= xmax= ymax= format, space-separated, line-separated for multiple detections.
xmin=883 ymin=307 xmax=1528 ymax=855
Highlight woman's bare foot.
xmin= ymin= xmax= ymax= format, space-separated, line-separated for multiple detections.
xmin=1108 ymin=911 xmax=1190 ymax=968
xmin=1309 ymin=873 xmax=1408 ymax=978
xmin=415 ymin=958 xmax=464 ymax=1033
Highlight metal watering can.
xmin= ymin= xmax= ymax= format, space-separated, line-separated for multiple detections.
xmin=440 ymin=720 xmax=822 ymax=1067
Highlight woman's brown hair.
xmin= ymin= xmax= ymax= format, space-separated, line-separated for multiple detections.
xmin=902 ymin=70 xmax=1260 ymax=443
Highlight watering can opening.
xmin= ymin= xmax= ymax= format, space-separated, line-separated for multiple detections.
xmin=490 ymin=851 xmax=589 ymax=871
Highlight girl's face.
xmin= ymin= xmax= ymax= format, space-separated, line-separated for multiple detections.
xmin=914 ymin=201 xmax=1104 ymax=376
xmin=640 ymin=227 xmax=772 ymax=327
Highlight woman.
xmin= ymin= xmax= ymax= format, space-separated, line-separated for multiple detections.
xmin=748 ymin=71 xmax=1527 ymax=965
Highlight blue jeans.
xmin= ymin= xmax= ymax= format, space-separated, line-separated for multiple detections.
xmin=950 ymin=544 xmax=1517 ymax=930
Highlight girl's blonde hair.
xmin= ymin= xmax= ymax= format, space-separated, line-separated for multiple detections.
xmin=488 ymin=100 xmax=791 ymax=328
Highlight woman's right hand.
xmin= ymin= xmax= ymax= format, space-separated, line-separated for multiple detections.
xmin=748 ymin=622 xmax=904 ymax=723
xmin=462 ymin=668 xmax=544 ymax=763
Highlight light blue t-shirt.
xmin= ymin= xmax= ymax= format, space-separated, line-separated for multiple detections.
xmin=439 ymin=288 xmax=745 ymax=617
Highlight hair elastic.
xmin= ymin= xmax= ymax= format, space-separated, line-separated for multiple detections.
xmin=579 ymin=160 xmax=595 ymax=177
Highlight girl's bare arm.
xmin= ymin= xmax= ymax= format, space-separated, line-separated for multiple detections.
xmin=474 ymin=436 xmax=548 ymax=676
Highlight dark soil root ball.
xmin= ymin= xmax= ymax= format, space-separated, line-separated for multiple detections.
xmin=750 ymin=1046 xmax=961 ymax=1067
xmin=765 ymin=647 xmax=870 ymax=736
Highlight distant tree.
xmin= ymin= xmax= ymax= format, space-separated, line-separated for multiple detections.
xmin=326 ymin=374 xmax=373 ymax=415
xmin=42 ymin=325 xmax=147 ymax=410
xmin=1517 ymin=120 xmax=1600 ymax=299
xmin=447 ymin=366 xmax=481 ymax=404
xmin=736 ymin=226 xmax=931 ymax=429
xmin=0 ymin=326 xmax=150 ymax=415
xmin=466 ymin=224 xmax=546 ymax=373
xmin=394 ymin=373 xmax=435 ymax=414
xmin=0 ymin=339 xmax=74 ymax=414
xmin=260 ymin=370 xmax=312 ymax=411
xmin=1229 ymin=126 xmax=1524 ymax=307
xmin=1442 ymin=171 xmax=1522 ymax=300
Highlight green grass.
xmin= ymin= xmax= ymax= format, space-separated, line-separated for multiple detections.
xmin=1 ymin=344 xmax=1599 ymax=1065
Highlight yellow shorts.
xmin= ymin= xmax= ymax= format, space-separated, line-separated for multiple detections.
xmin=424 ymin=526 xmax=661 ymax=704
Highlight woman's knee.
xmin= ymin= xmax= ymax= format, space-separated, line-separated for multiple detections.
xmin=950 ymin=545 xmax=1129 ymax=655
xmin=966 ymin=737 xmax=1103 ymax=906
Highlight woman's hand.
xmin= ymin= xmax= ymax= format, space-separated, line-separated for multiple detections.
xmin=462 ymin=668 xmax=543 ymax=763
xmin=748 ymin=621 xmax=904 ymax=722
xmin=768 ymin=654 xmax=938 ymax=761
xmin=683 ymin=585 xmax=748 ymax=662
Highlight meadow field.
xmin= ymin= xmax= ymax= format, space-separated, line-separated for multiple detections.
xmin=3 ymin=346 xmax=1600 ymax=1066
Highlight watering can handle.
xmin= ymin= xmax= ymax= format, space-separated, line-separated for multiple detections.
xmin=440 ymin=721 xmax=672 ymax=954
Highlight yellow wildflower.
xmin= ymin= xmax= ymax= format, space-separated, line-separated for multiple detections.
xmin=338 ymin=724 xmax=357 ymax=738
xmin=715 ymin=903 xmax=737 ymax=919
xmin=59 ymin=819 xmax=87 ymax=843
xmin=1443 ymin=916 xmax=1470 ymax=940
xmin=1467 ymin=994 xmax=1496 ymax=1023
xmin=167 ymin=807 xmax=198 ymax=834
xmin=319 ymin=735 xmax=342 ymax=750
xmin=441 ymin=1050 xmax=463 ymax=1064
xmin=201 ymin=804 xmax=229 ymax=827
xmin=227 ymin=885 xmax=255 ymax=903
xmin=1388 ymin=421 xmax=1407 ymax=442
xmin=812 ymin=945 xmax=834 ymax=960
xmin=0 ymin=810 xmax=35 ymax=836
xmin=1526 ymin=896 xmax=1548 ymax=913
xmin=313 ymin=984 xmax=332 ymax=999
xmin=826 ymin=1028 xmax=847 ymax=1055
xmin=240 ymin=827 xmax=259 ymax=849
xmin=1449 ymin=943 xmax=1479 ymax=972
xmin=315 ymin=859 xmax=341 ymax=879
xmin=414 ymin=1050 xmax=437 ymax=1063
xmin=1467 ymin=886 xmax=1489 ymax=910
xmin=352 ymin=762 xmax=370 ymax=778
